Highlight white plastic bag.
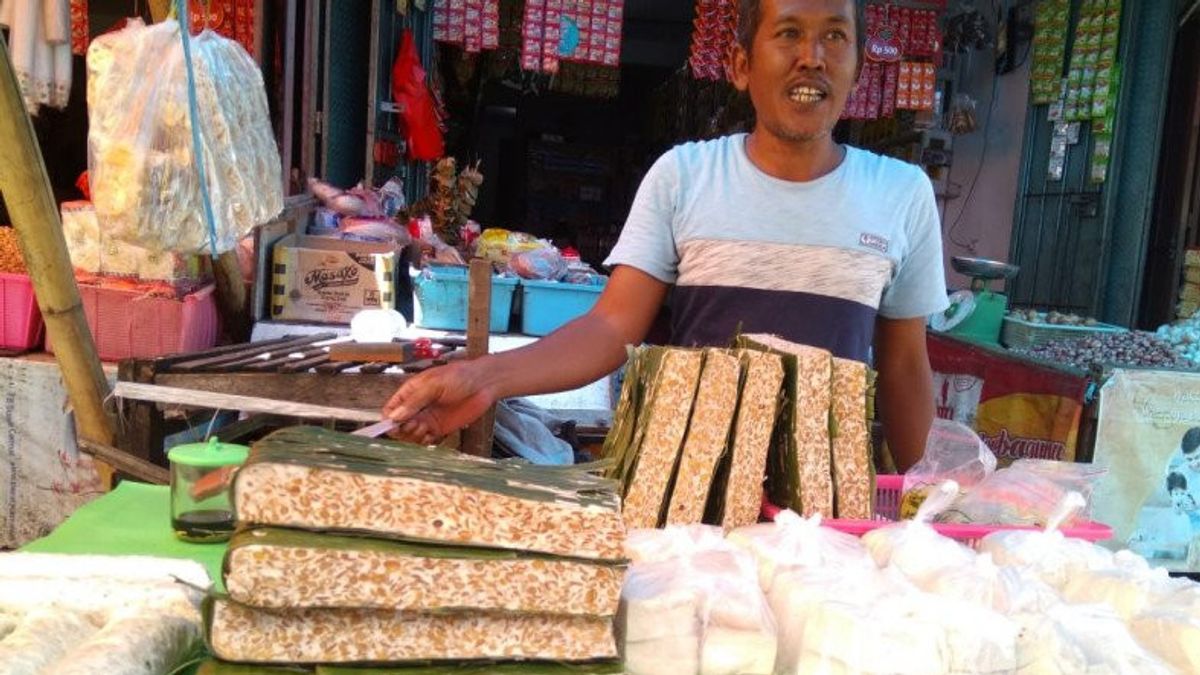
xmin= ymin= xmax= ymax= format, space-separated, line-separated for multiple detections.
xmin=792 ymin=593 xmax=949 ymax=675
xmin=938 ymin=460 xmax=1103 ymax=527
xmin=1129 ymin=609 xmax=1200 ymax=673
xmin=862 ymin=481 xmax=976 ymax=587
xmin=726 ymin=510 xmax=873 ymax=592
xmin=977 ymin=493 xmax=1112 ymax=589
xmin=1045 ymin=603 xmax=1173 ymax=674
xmin=901 ymin=419 xmax=996 ymax=519
xmin=624 ymin=525 xmax=730 ymax=564
xmin=87 ymin=20 xmax=283 ymax=254
xmin=619 ymin=548 xmax=776 ymax=675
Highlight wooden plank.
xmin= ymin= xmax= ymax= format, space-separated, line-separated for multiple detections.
xmin=152 ymin=335 xmax=297 ymax=370
xmin=358 ymin=362 xmax=392 ymax=375
xmin=243 ymin=345 xmax=335 ymax=372
xmin=113 ymin=382 xmax=382 ymax=423
xmin=460 ymin=260 xmax=496 ymax=457
xmin=155 ymin=372 xmax=406 ymax=410
xmin=328 ymin=342 xmax=415 ymax=364
xmin=314 ymin=361 xmax=360 ymax=374
xmin=169 ymin=334 xmax=338 ymax=372
xmin=277 ymin=352 xmax=333 ymax=373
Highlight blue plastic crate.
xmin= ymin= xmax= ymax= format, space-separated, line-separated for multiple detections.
xmin=412 ymin=265 xmax=518 ymax=333
xmin=520 ymin=278 xmax=606 ymax=336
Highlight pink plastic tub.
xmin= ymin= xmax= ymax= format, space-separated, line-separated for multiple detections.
xmin=0 ymin=273 xmax=44 ymax=351
xmin=762 ymin=474 xmax=1112 ymax=549
xmin=47 ymin=283 xmax=218 ymax=361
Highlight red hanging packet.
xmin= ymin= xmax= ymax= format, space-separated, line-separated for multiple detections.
xmin=391 ymin=29 xmax=446 ymax=161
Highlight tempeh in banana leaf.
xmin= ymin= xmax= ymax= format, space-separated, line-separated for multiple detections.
xmin=738 ymin=334 xmax=833 ymax=518
xmin=205 ymin=598 xmax=618 ymax=665
xmin=233 ymin=427 xmax=625 ymax=562
xmin=665 ymin=349 xmax=742 ymax=525
xmin=830 ymin=357 xmax=875 ymax=519
xmin=224 ymin=528 xmax=624 ymax=616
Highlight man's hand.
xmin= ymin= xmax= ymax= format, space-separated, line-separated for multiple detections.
xmin=874 ymin=316 xmax=935 ymax=472
xmin=383 ymin=360 xmax=498 ymax=445
xmin=381 ymin=266 xmax=669 ymax=443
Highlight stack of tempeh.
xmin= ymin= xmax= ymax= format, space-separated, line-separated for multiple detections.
xmin=606 ymin=338 xmax=874 ymax=532
xmin=208 ymin=426 xmax=626 ymax=668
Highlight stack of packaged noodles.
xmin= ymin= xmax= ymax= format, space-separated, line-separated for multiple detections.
xmin=203 ymin=426 xmax=626 ymax=672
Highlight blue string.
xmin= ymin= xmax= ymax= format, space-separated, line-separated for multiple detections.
xmin=176 ymin=0 xmax=220 ymax=257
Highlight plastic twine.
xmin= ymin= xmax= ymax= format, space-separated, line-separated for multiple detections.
xmin=175 ymin=0 xmax=221 ymax=257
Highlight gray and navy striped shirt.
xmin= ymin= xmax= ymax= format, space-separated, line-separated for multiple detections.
xmin=605 ymin=135 xmax=949 ymax=363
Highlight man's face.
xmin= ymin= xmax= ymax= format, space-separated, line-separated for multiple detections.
xmin=732 ymin=0 xmax=860 ymax=146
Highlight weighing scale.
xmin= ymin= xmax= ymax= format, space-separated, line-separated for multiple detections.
xmin=930 ymin=256 xmax=1020 ymax=346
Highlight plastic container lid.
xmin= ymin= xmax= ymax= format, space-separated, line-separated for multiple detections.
xmin=167 ymin=438 xmax=250 ymax=469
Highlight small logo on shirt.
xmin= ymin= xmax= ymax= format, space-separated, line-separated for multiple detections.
xmin=859 ymin=232 xmax=890 ymax=253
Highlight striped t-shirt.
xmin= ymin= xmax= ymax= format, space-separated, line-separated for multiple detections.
xmin=604 ymin=134 xmax=949 ymax=363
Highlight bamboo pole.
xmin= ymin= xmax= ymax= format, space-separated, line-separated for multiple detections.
xmin=0 ymin=35 xmax=117 ymax=456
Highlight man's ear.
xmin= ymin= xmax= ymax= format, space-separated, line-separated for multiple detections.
xmin=730 ymin=44 xmax=751 ymax=92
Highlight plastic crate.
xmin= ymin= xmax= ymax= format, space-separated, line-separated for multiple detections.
xmin=762 ymin=475 xmax=1112 ymax=550
xmin=1001 ymin=315 xmax=1126 ymax=349
xmin=412 ymin=265 xmax=517 ymax=333
xmin=520 ymin=278 xmax=605 ymax=336
xmin=47 ymin=284 xmax=218 ymax=361
xmin=0 ymin=273 xmax=43 ymax=351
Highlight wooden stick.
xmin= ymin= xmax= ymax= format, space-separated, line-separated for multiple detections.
xmin=113 ymin=381 xmax=381 ymax=423
xmin=77 ymin=439 xmax=170 ymax=485
xmin=460 ymin=259 xmax=496 ymax=457
xmin=0 ymin=36 xmax=117 ymax=464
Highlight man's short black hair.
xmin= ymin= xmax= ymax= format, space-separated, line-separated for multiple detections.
xmin=736 ymin=0 xmax=868 ymax=59
xmin=1183 ymin=427 xmax=1200 ymax=455
xmin=1169 ymin=472 xmax=1188 ymax=492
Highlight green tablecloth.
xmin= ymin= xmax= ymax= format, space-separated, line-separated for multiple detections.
xmin=22 ymin=481 xmax=227 ymax=586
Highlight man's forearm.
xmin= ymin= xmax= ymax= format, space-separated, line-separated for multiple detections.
xmin=474 ymin=313 xmax=635 ymax=401
xmin=877 ymin=359 xmax=935 ymax=472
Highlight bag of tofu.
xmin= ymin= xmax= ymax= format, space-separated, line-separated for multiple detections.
xmin=619 ymin=548 xmax=777 ymax=675
xmin=901 ymin=419 xmax=996 ymax=519
xmin=727 ymin=510 xmax=873 ymax=592
xmin=625 ymin=525 xmax=730 ymax=565
xmin=862 ymin=481 xmax=976 ymax=587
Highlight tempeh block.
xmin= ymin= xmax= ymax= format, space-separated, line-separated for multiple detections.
xmin=233 ymin=427 xmax=625 ymax=562
xmin=224 ymin=528 xmax=624 ymax=616
xmin=740 ymin=335 xmax=833 ymax=518
xmin=830 ymin=358 xmax=873 ymax=519
xmin=716 ymin=350 xmax=785 ymax=529
xmin=206 ymin=599 xmax=619 ymax=665
xmin=666 ymin=350 xmax=742 ymax=525
xmin=620 ymin=349 xmax=704 ymax=529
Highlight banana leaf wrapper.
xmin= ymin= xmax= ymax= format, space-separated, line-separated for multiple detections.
xmin=830 ymin=358 xmax=875 ymax=519
xmin=205 ymin=598 xmax=618 ymax=665
xmin=665 ymin=349 xmax=742 ymax=525
xmin=605 ymin=348 xmax=703 ymax=529
xmin=233 ymin=427 xmax=625 ymax=562
xmin=708 ymin=349 xmax=784 ymax=529
xmin=738 ymin=334 xmax=833 ymax=518
xmin=224 ymin=528 xmax=624 ymax=616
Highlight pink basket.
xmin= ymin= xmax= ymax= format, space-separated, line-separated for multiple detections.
xmin=0 ymin=273 xmax=44 ymax=351
xmin=47 ymin=283 xmax=219 ymax=361
xmin=763 ymin=474 xmax=1112 ymax=550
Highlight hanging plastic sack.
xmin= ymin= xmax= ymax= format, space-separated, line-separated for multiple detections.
xmin=86 ymin=19 xmax=283 ymax=254
xmin=901 ymin=419 xmax=996 ymax=519
xmin=619 ymin=548 xmax=777 ymax=675
xmin=862 ymin=481 xmax=976 ymax=587
xmin=391 ymin=28 xmax=444 ymax=162
xmin=726 ymin=510 xmax=873 ymax=592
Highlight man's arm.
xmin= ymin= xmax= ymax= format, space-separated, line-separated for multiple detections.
xmin=383 ymin=266 xmax=668 ymax=443
xmin=874 ymin=316 xmax=935 ymax=472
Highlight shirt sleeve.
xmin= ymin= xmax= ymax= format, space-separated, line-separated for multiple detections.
xmin=879 ymin=170 xmax=950 ymax=320
xmin=602 ymin=150 xmax=681 ymax=284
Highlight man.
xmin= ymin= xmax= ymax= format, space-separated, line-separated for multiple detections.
xmin=1166 ymin=427 xmax=1200 ymax=529
xmin=384 ymin=0 xmax=948 ymax=471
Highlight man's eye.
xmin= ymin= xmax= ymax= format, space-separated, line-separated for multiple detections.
xmin=825 ymin=30 xmax=847 ymax=41
xmin=777 ymin=28 xmax=799 ymax=39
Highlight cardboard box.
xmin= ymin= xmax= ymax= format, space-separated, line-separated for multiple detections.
xmin=270 ymin=234 xmax=396 ymax=324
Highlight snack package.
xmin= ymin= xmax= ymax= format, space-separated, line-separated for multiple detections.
xmin=727 ymin=511 xmax=873 ymax=592
xmin=938 ymin=461 xmax=1102 ymax=528
xmin=901 ymin=419 xmax=996 ymax=519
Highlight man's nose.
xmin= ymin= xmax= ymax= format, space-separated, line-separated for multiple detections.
xmin=796 ymin=34 xmax=826 ymax=70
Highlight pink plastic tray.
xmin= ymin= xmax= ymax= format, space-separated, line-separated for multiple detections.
xmin=762 ymin=474 xmax=1112 ymax=549
xmin=0 ymin=273 xmax=44 ymax=351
